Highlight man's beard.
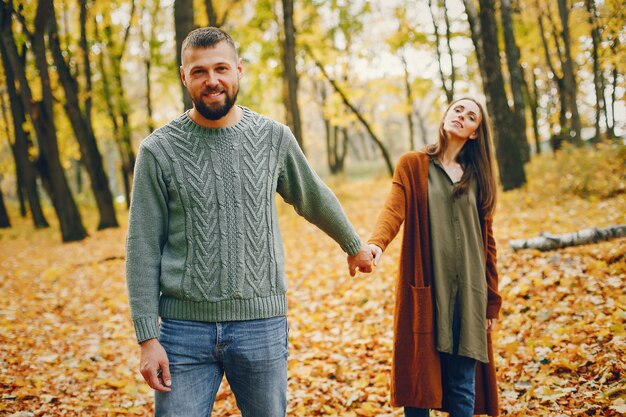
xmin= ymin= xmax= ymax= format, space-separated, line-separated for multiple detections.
xmin=192 ymin=86 xmax=239 ymax=121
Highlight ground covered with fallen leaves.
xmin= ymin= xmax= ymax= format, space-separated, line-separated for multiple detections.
xmin=1 ymin=145 xmax=625 ymax=416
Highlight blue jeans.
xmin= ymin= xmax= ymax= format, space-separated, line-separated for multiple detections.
xmin=155 ymin=316 xmax=289 ymax=417
xmin=404 ymin=352 xmax=477 ymax=417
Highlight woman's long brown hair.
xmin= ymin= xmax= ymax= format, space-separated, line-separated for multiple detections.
xmin=425 ymin=97 xmax=497 ymax=217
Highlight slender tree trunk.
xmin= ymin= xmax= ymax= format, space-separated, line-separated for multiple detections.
xmin=442 ymin=0 xmax=456 ymax=100
xmin=585 ymin=0 xmax=604 ymax=142
xmin=175 ymin=0 xmax=195 ymax=111
xmin=501 ymin=0 xmax=530 ymax=162
xmin=94 ymin=19 xmax=127 ymax=206
xmin=98 ymin=7 xmax=137 ymax=208
xmin=401 ymin=54 xmax=416 ymax=150
xmin=557 ymin=0 xmax=582 ymax=145
xmin=415 ymin=108 xmax=428 ymax=147
xmin=0 ymin=181 xmax=10 ymax=228
xmin=281 ymin=0 xmax=304 ymax=152
xmin=464 ymin=0 xmax=526 ymax=190
xmin=429 ymin=0 xmax=454 ymax=103
xmin=205 ymin=0 xmax=239 ymax=27
xmin=141 ymin=0 xmax=159 ymax=133
xmin=47 ymin=0 xmax=118 ymax=229
xmin=1 ymin=1 xmax=87 ymax=241
xmin=205 ymin=0 xmax=218 ymax=26
xmin=0 ymin=37 xmax=48 ymax=227
xmin=606 ymin=42 xmax=618 ymax=140
xmin=538 ymin=13 xmax=566 ymax=151
xmin=522 ymin=69 xmax=542 ymax=155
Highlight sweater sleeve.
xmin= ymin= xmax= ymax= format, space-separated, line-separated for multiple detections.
xmin=368 ymin=155 xmax=409 ymax=251
xmin=276 ymin=132 xmax=362 ymax=256
xmin=484 ymin=216 xmax=502 ymax=319
xmin=125 ymin=144 xmax=168 ymax=343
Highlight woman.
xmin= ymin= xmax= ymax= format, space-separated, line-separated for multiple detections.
xmin=367 ymin=98 xmax=501 ymax=416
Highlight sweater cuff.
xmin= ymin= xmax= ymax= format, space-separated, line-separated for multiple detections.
xmin=133 ymin=316 xmax=160 ymax=343
xmin=342 ymin=235 xmax=363 ymax=257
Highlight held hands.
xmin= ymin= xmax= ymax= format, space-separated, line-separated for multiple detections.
xmin=140 ymin=338 xmax=172 ymax=392
xmin=368 ymin=244 xmax=383 ymax=266
xmin=347 ymin=244 xmax=374 ymax=276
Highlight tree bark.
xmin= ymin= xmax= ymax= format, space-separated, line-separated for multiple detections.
xmin=557 ymin=0 xmax=582 ymax=145
xmin=428 ymin=0 xmax=454 ymax=103
xmin=0 ymin=181 xmax=10 ymax=228
xmin=585 ymin=0 xmax=604 ymax=143
xmin=175 ymin=0 xmax=195 ymax=111
xmin=522 ymin=69 xmax=542 ymax=155
xmin=281 ymin=0 xmax=304 ymax=152
xmin=141 ymin=0 xmax=159 ymax=133
xmin=47 ymin=0 xmax=118 ymax=229
xmin=501 ymin=0 xmax=530 ymax=162
xmin=537 ymin=12 xmax=566 ymax=152
xmin=1 ymin=39 xmax=48 ymax=227
xmin=204 ymin=0 xmax=238 ymax=27
xmin=510 ymin=225 xmax=626 ymax=252
xmin=1 ymin=0 xmax=87 ymax=241
xmin=464 ymin=0 xmax=526 ymax=190
xmin=401 ymin=54 xmax=415 ymax=150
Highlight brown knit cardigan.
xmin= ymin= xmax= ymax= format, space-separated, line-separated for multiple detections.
xmin=368 ymin=151 xmax=502 ymax=415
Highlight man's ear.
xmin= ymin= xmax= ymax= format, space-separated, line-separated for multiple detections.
xmin=237 ymin=57 xmax=243 ymax=79
xmin=180 ymin=66 xmax=187 ymax=87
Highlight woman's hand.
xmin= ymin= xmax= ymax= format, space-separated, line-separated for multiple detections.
xmin=368 ymin=244 xmax=383 ymax=266
xmin=486 ymin=319 xmax=496 ymax=331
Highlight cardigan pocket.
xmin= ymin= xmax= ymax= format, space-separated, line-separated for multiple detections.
xmin=410 ymin=285 xmax=434 ymax=334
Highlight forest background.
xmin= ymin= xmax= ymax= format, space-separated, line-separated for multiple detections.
xmin=0 ymin=0 xmax=624 ymax=416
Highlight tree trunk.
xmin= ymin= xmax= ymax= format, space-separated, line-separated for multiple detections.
xmin=1 ymin=0 xmax=87 ymax=241
xmin=428 ymin=0 xmax=454 ymax=103
xmin=308 ymin=51 xmax=394 ymax=176
xmin=98 ymin=9 xmax=137 ymax=209
xmin=204 ymin=0 xmax=239 ymax=27
xmin=537 ymin=13 xmax=566 ymax=152
xmin=281 ymin=0 xmax=304 ymax=152
xmin=47 ymin=0 xmax=118 ymax=229
xmin=175 ymin=0 xmax=195 ymax=111
xmin=510 ymin=225 xmax=626 ymax=252
xmin=442 ymin=0 xmax=456 ymax=101
xmin=205 ymin=0 xmax=218 ymax=26
xmin=0 ymin=38 xmax=48 ymax=227
xmin=501 ymin=0 xmax=530 ymax=162
xmin=556 ymin=0 xmax=582 ymax=145
xmin=464 ymin=0 xmax=526 ymax=190
xmin=523 ymin=69 xmax=542 ymax=155
xmin=145 ymin=0 xmax=159 ymax=133
xmin=401 ymin=54 xmax=416 ymax=150
xmin=585 ymin=0 xmax=604 ymax=143
xmin=0 ymin=181 xmax=10 ymax=228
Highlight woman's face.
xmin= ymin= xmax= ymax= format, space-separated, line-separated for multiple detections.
xmin=442 ymin=99 xmax=483 ymax=141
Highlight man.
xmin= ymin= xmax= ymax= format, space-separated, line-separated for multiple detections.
xmin=125 ymin=27 xmax=372 ymax=416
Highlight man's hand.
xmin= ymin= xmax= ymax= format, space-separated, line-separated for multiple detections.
xmin=347 ymin=244 xmax=374 ymax=277
xmin=368 ymin=244 xmax=383 ymax=266
xmin=140 ymin=338 xmax=172 ymax=392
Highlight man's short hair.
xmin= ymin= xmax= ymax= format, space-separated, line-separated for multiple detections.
xmin=181 ymin=27 xmax=237 ymax=63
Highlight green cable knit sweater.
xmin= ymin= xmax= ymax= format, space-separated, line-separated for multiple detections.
xmin=126 ymin=107 xmax=362 ymax=343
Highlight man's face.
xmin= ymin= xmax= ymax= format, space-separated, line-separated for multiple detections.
xmin=180 ymin=42 xmax=243 ymax=121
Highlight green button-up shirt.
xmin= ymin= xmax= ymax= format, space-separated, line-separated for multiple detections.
xmin=428 ymin=158 xmax=488 ymax=363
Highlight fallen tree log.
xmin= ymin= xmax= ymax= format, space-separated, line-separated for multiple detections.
xmin=509 ymin=225 xmax=626 ymax=252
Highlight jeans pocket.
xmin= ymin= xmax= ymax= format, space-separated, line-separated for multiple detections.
xmin=410 ymin=285 xmax=434 ymax=334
